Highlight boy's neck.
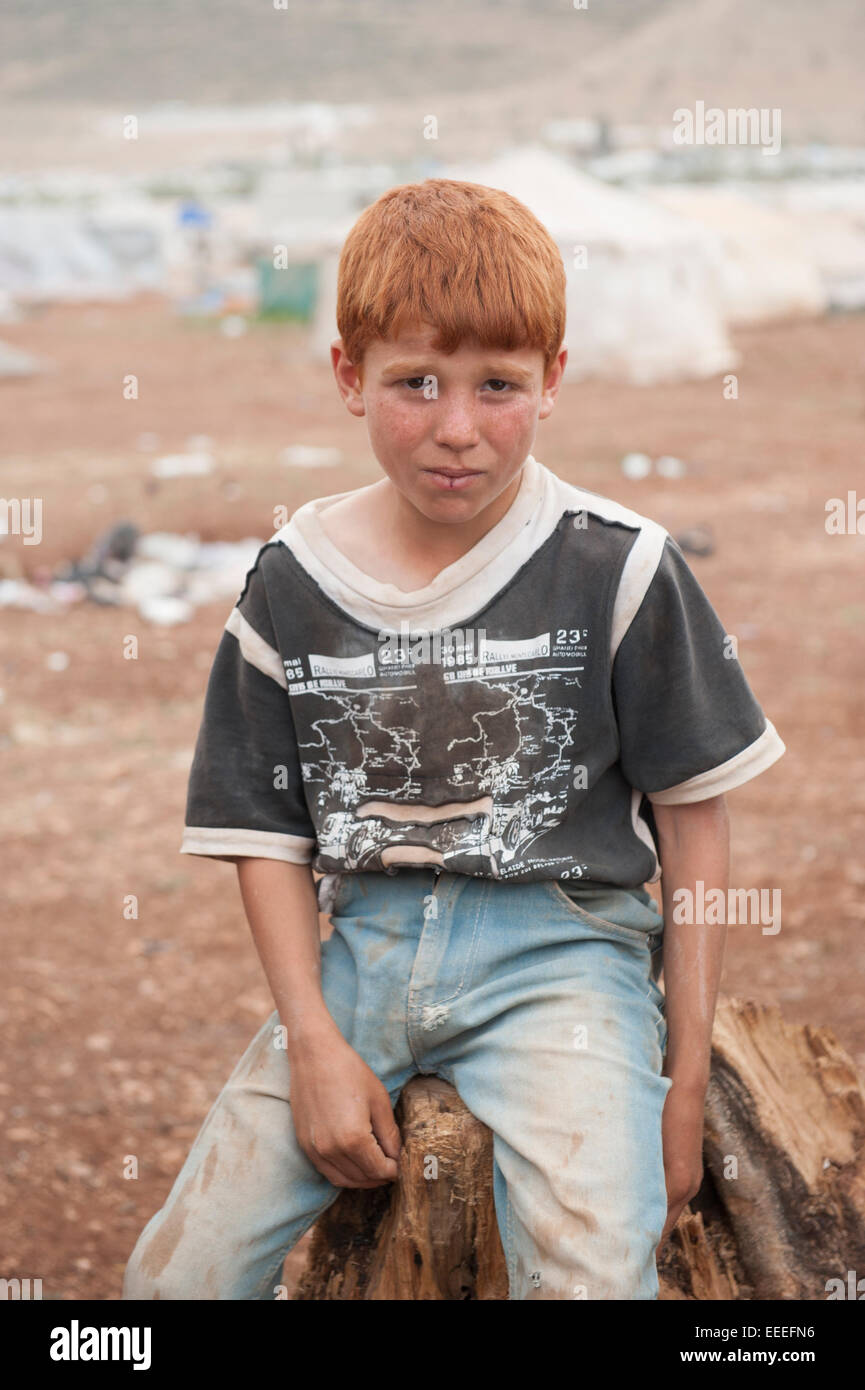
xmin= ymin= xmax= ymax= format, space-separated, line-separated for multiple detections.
xmin=320 ymin=460 xmax=529 ymax=594
xmin=387 ymin=465 xmax=524 ymax=563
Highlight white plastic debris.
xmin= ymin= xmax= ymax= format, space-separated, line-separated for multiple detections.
xmin=655 ymin=454 xmax=687 ymax=479
xmin=137 ymin=595 xmax=195 ymax=626
xmin=150 ymin=452 xmax=214 ymax=478
xmin=117 ymin=560 xmax=184 ymax=605
xmin=0 ymin=579 xmax=61 ymax=612
xmin=46 ymin=650 xmax=70 ymax=671
xmin=620 ymin=452 xmax=652 ymax=480
xmin=281 ymin=445 xmax=343 ymax=469
xmin=135 ymin=531 xmax=202 ymax=568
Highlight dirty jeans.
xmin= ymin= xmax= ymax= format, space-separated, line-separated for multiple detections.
xmin=122 ymin=870 xmax=671 ymax=1301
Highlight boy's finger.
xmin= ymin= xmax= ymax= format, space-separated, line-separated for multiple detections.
xmin=369 ymin=1093 xmax=402 ymax=1160
xmin=353 ymin=1131 xmax=400 ymax=1181
xmin=309 ymin=1143 xmax=382 ymax=1187
xmin=315 ymin=1156 xmax=390 ymax=1189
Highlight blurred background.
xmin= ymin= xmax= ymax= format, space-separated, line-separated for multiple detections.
xmin=2 ymin=0 xmax=864 ymax=1299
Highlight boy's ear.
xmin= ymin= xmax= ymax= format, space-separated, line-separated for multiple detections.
xmin=537 ymin=346 xmax=568 ymax=421
xmin=331 ymin=338 xmax=366 ymax=418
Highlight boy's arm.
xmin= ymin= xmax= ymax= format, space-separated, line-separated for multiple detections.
xmin=235 ymin=857 xmax=338 ymax=1053
xmin=653 ymin=793 xmax=730 ymax=1246
xmin=234 ymin=857 xmax=401 ymax=1189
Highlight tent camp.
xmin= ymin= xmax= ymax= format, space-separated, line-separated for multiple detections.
xmin=312 ymin=146 xmax=737 ymax=386
xmin=647 ymin=185 xmax=828 ymax=324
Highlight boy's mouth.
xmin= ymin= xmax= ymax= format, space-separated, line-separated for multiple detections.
xmin=422 ymin=467 xmax=484 ymax=491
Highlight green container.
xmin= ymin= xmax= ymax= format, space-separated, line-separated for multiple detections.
xmin=256 ymin=258 xmax=319 ymax=321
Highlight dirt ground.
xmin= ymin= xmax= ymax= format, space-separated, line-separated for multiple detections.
xmin=1 ymin=296 xmax=864 ymax=1299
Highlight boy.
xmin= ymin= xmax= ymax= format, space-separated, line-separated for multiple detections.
xmin=122 ymin=178 xmax=785 ymax=1301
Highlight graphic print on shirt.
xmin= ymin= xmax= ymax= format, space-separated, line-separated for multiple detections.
xmin=286 ymin=626 xmax=591 ymax=880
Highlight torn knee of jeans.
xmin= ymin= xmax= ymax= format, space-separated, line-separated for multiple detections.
xmin=420 ymin=1003 xmax=450 ymax=1030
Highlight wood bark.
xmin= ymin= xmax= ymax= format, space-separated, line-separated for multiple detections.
xmin=293 ymin=997 xmax=865 ymax=1300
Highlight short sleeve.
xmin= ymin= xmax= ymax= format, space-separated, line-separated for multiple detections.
xmin=611 ymin=535 xmax=785 ymax=804
xmin=179 ymin=550 xmax=317 ymax=864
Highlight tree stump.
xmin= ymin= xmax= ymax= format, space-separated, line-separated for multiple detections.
xmin=293 ymin=997 xmax=865 ymax=1300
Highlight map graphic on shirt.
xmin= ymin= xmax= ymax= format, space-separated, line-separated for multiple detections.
xmin=292 ymin=629 xmax=586 ymax=877
xmin=179 ymin=456 xmax=785 ymax=888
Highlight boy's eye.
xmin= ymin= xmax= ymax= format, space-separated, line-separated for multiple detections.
xmin=483 ymin=379 xmax=511 ymax=392
xmin=403 ymin=377 xmax=428 ymax=390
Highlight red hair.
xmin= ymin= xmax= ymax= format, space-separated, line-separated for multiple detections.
xmin=336 ymin=178 xmax=566 ymax=377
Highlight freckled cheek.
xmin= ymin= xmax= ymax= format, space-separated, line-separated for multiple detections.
xmin=483 ymin=397 xmax=539 ymax=446
xmin=367 ymin=400 xmax=429 ymax=451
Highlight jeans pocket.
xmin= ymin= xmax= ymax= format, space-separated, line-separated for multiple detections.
xmin=543 ymin=880 xmax=657 ymax=946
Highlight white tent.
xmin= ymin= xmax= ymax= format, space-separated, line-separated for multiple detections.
xmin=757 ymin=179 xmax=865 ymax=312
xmin=0 ymin=200 xmax=165 ymax=303
xmin=647 ymin=185 xmax=827 ymax=324
xmin=438 ymin=147 xmax=736 ymax=385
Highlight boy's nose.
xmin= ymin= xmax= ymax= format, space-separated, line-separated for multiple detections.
xmin=430 ymin=395 xmax=481 ymax=451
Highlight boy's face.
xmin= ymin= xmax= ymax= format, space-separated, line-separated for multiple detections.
xmin=332 ymin=323 xmax=567 ymax=524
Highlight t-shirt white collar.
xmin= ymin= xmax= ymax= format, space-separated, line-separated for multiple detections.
xmin=276 ymin=452 xmax=560 ymax=632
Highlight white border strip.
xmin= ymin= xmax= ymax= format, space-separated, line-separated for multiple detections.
xmin=646 ymin=720 xmax=786 ymax=805
xmin=180 ymin=825 xmax=315 ymax=863
xmin=224 ymin=606 xmax=287 ymax=689
xmin=630 ymin=787 xmax=661 ymax=882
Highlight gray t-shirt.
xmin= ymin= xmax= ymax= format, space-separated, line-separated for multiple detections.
xmin=180 ymin=456 xmax=785 ymax=888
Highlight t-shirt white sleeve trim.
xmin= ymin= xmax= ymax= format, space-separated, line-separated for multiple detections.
xmin=609 ymin=520 xmax=668 ymax=662
xmin=630 ymin=788 xmax=661 ymax=882
xmin=224 ymin=605 xmax=287 ymax=689
xmin=180 ymin=825 xmax=315 ymax=863
xmin=645 ymin=719 xmax=786 ymax=805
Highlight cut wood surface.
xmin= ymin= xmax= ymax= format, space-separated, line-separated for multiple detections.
xmin=294 ymin=997 xmax=865 ymax=1300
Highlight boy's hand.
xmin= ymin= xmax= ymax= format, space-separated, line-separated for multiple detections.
xmin=657 ymin=1078 xmax=706 ymax=1251
xmin=289 ymin=1030 xmax=402 ymax=1189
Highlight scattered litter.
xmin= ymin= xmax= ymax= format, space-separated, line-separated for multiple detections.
xmin=620 ymin=452 xmax=652 ymax=480
xmin=220 ymin=315 xmax=248 ymax=338
xmin=2 ymin=523 xmax=266 ymax=624
xmin=655 ymin=454 xmax=687 ymax=479
xmin=45 ymin=651 xmax=70 ymax=671
xmin=150 ymin=452 xmax=214 ymax=478
xmin=0 ymin=579 xmax=62 ymax=612
xmin=674 ymin=525 xmax=715 ymax=557
xmin=281 ymin=444 xmax=343 ymax=469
